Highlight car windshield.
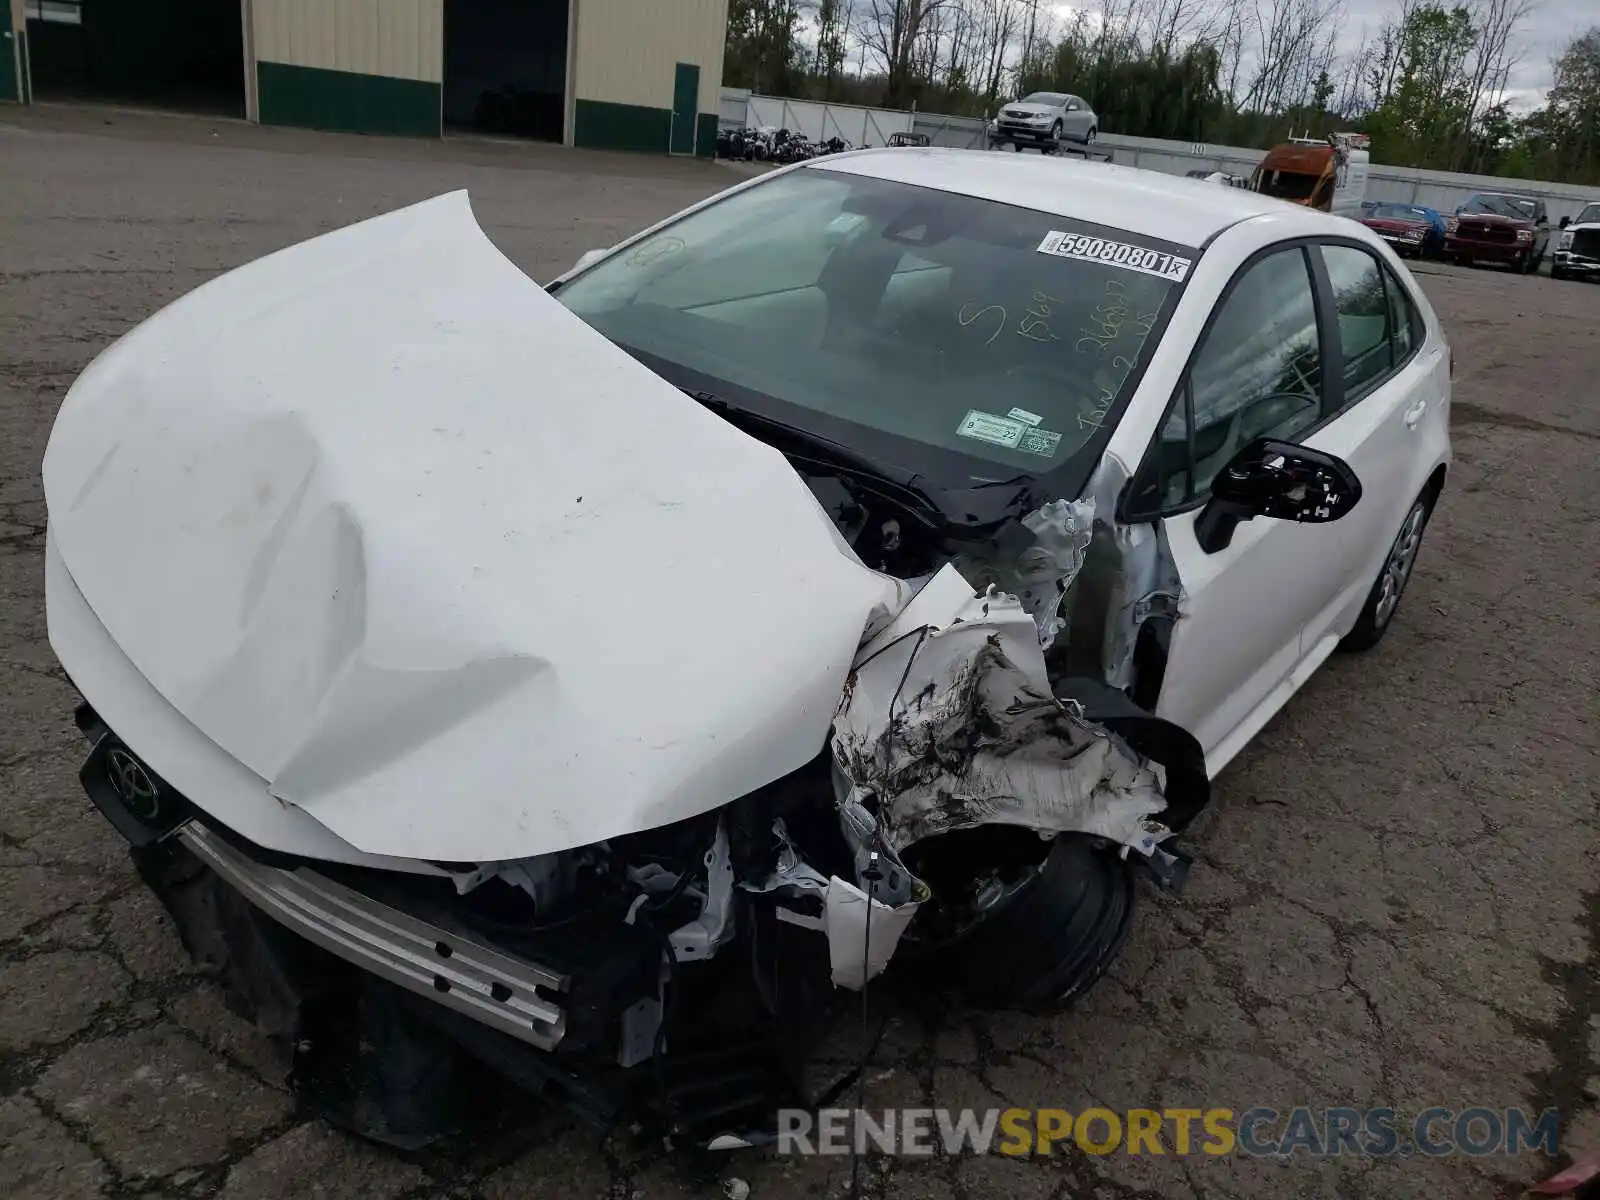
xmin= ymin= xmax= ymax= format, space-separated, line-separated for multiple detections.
xmin=1372 ymin=204 xmax=1425 ymax=220
xmin=1257 ymin=169 xmax=1320 ymax=202
xmin=1461 ymin=194 xmax=1536 ymax=218
xmin=1020 ymin=93 xmax=1066 ymax=106
xmin=1576 ymin=204 xmax=1600 ymax=225
xmin=553 ymin=167 xmax=1192 ymax=480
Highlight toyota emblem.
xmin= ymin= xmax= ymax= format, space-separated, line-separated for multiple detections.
xmin=107 ymin=748 xmax=160 ymax=820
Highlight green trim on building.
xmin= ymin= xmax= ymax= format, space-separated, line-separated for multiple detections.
xmin=574 ymin=98 xmax=670 ymax=153
xmin=257 ymin=60 xmax=439 ymax=138
xmin=573 ymin=99 xmax=722 ymax=157
xmin=695 ymin=113 xmax=717 ymax=158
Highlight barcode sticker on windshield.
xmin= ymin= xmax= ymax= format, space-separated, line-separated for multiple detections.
xmin=1037 ymin=231 xmax=1192 ymax=282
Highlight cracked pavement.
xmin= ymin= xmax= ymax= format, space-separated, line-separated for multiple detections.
xmin=1 ymin=104 xmax=1596 ymax=1200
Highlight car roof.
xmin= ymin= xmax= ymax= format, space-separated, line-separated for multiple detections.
xmin=809 ymin=148 xmax=1290 ymax=247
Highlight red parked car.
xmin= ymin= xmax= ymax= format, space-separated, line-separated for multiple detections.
xmin=1444 ymin=192 xmax=1551 ymax=273
xmin=1359 ymin=202 xmax=1438 ymax=258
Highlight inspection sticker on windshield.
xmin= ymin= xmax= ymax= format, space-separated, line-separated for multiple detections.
xmin=1036 ymin=231 xmax=1192 ymax=282
xmin=957 ymin=409 xmax=1027 ymax=449
xmin=1018 ymin=427 xmax=1062 ymax=457
xmin=1007 ymin=407 xmax=1044 ymax=427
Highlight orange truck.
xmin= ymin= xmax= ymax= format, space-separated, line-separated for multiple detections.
xmin=1249 ymin=133 xmax=1371 ymax=216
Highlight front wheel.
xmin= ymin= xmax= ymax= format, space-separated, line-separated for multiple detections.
xmin=1339 ymin=489 xmax=1435 ymax=653
xmin=898 ymin=834 xmax=1136 ymax=1010
xmin=1051 ymin=120 xmax=1063 ymax=144
xmin=1085 ymin=126 xmax=1097 ymax=145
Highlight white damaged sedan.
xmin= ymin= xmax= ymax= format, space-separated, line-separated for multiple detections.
xmin=42 ymin=149 xmax=1450 ymax=1146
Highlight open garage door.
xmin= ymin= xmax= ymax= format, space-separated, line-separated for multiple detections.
xmin=443 ymin=0 xmax=567 ymax=142
xmin=25 ymin=0 xmax=245 ymax=116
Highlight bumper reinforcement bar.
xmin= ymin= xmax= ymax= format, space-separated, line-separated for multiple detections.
xmin=181 ymin=823 xmax=569 ymax=1050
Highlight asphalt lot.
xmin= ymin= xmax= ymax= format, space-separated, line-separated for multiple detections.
xmin=1 ymin=104 xmax=1597 ymax=1200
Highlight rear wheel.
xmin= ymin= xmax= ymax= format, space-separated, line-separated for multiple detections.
xmin=1340 ymin=488 xmax=1435 ymax=653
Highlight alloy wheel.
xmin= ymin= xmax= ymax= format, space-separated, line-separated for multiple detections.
xmin=1374 ymin=500 xmax=1427 ymax=629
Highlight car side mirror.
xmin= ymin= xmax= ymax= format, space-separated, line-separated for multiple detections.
xmin=1194 ymin=438 xmax=1363 ymax=554
xmin=1560 ymin=215 xmax=1571 ymax=228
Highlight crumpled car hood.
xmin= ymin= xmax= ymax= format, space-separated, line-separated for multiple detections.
xmin=43 ymin=190 xmax=904 ymax=862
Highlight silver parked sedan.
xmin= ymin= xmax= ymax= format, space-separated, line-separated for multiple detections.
xmin=992 ymin=91 xmax=1099 ymax=150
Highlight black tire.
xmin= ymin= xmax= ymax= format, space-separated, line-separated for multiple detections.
xmin=1085 ymin=126 xmax=1097 ymax=144
xmin=1011 ymin=141 xmax=1022 ymax=152
xmin=1339 ymin=486 xmax=1437 ymax=653
xmin=909 ymin=835 xmax=1136 ymax=1010
xmin=1552 ymin=265 xmax=1567 ymax=281
xmin=1051 ymin=119 xmax=1063 ymax=144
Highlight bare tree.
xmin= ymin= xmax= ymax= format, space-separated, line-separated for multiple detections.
xmin=1449 ymin=0 xmax=1535 ymax=168
xmin=1239 ymin=0 xmax=1345 ymax=116
xmin=856 ymin=0 xmax=952 ymax=104
xmin=814 ymin=0 xmax=852 ymax=94
xmin=978 ymin=0 xmax=1023 ymax=101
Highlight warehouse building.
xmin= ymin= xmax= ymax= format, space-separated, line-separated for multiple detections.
xmin=1 ymin=0 xmax=728 ymax=156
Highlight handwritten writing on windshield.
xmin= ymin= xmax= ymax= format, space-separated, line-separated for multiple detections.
xmin=953 ymin=276 xmax=1164 ymax=432
xmin=1076 ymin=278 xmax=1159 ymax=356
xmin=956 ymin=290 xmax=1064 ymax=346
xmin=1076 ymin=279 xmax=1161 ymax=430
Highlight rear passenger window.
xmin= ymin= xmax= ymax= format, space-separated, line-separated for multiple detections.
xmin=1321 ymin=244 xmax=1424 ymax=415
xmin=1384 ymin=266 xmax=1418 ymax=363
xmin=1322 ymin=245 xmax=1392 ymax=397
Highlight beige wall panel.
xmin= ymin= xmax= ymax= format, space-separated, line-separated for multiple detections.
xmin=575 ymin=0 xmax=729 ymax=113
xmin=253 ymin=0 xmax=441 ymax=82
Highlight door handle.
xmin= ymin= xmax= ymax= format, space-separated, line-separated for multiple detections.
xmin=1403 ymin=398 xmax=1427 ymax=428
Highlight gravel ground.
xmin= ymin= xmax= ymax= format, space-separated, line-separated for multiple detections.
xmin=2 ymin=103 xmax=1597 ymax=1200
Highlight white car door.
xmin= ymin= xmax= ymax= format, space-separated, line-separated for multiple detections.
xmin=1292 ymin=241 xmax=1447 ymax=659
xmin=1123 ymin=245 xmax=1359 ymax=773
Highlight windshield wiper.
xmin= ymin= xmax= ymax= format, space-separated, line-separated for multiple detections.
xmin=687 ymin=390 xmax=946 ymax=524
xmin=687 ymin=390 xmax=1038 ymax=531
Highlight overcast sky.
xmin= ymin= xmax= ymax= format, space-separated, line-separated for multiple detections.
xmin=1337 ymin=0 xmax=1576 ymax=106
xmin=819 ymin=0 xmax=1586 ymax=111
xmin=1036 ymin=0 xmax=1583 ymax=108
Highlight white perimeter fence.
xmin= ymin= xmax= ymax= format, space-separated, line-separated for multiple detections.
xmin=720 ymin=88 xmax=1596 ymax=223
xmin=723 ymin=89 xmax=914 ymax=146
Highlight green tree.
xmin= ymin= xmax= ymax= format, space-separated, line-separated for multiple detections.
xmin=1362 ymin=4 xmax=1480 ymax=168
xmin=723 ymin=0 xmax=806 ymax=94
